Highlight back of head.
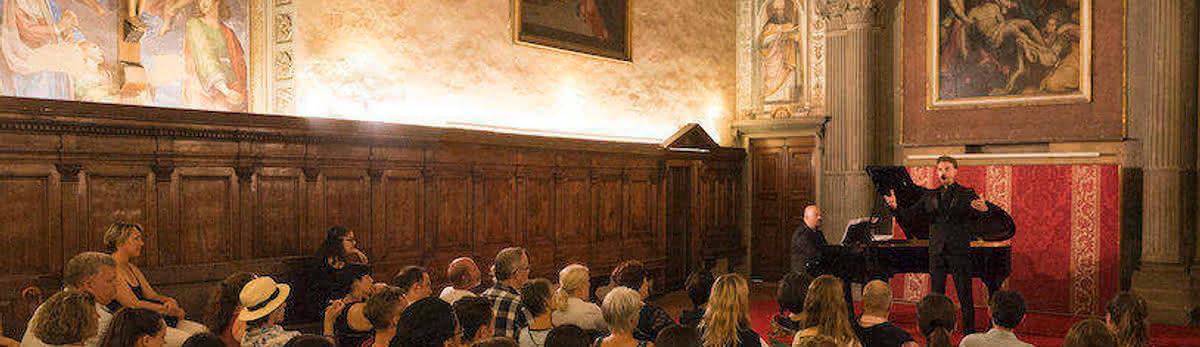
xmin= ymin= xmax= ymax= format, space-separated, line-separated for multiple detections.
xmin=861 ymin=280 xmax=892 ymax=315
xmin=493 ymin=247 xmax=527 ymax=282
xmin=36 ymin=290 xmax=99 ymax=346
xmin=473 ymin=337 xmax=519 ymax=347
xmin=777 ymin=272 xmax=812 ymax=314
xmin=989 ymin=290 xmax=1026 ymax=330
xmin=557 ymin=264 xmax=590 ymax=308
xmin=917 ymin=294 xmax=957 ymax=347
xmin=181 ymin=332 xmax=226 ymax=347
xmin=656 ymin=326 xmax=700 ymax=347
xmin=99 ymin=308 xmax=165 ymax=347
xmin=449 ymin=258 xmax=481 ymax=290
xmin=685 ymin=270 xmax=715 ymax=308
xmin=803 ymin=275 xmax=855 ymax=345
xmin=284 ymin=334 xmax=335 ymax=347
xmin=64 ymin=252 xmax=116 ymax=289
xmin=205 ymin=271 xmax=257 ymax=336
xmin=399 ymin=297 xmax=457 ymax=347
xmin=394 ymin=266 xmax=427 ymax=294
xmin=454 ymin=296 xmax=496 ymax=343
xmin=1064 ymin=319 xmax=1117 ymax=347
xmin=602 ymin=287 xmax=643 ymax=333
xmin=546 ymin=325 xmax=591 ymax=347
xmin=365 ymin=286 xmax=407 ymax=330
xmin=612 ymin=261 xmax=648 ymax=291
xmin=700 ymin=273 xmax=750 ymax=347
xmin=792 ymin=335 xmax=838 ymax=347
xmin=1106 ymin=292 xmax=1149 ymax=347
xmin=521 ymin=278 xmax=554 ymax=317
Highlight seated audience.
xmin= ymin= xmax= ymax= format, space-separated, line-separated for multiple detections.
xmin=324 ymin=264 xmax=378 ymax=347
xmin=104 ymin=222 xmax=206 ymax=336
xmin=597 ymin=287 xmax=653 ymax=347
xmin=678 ymin=271 xmax=714 ymax=329
xmin=552 ymin=264 xmax=606 ymax=332
xmin=98 ymin=308 xmax=167 ymax=347
xmin=203 ymin=271 xmax=256 ymax=347
xmin=960 ymin=290 xmax=1030 ymax=347
xmin=395 ymin=266 xmax=433 ymax=302
xmin=698 ymin=274 xmax=764 ymax=347
xmin=653 ymin=326 xmax=699 ymax=347
xmin=546 ymin=326 xmax=591 ymax=347
xmin=792 ymin=336 xmax=837 ymax=347
xmin=35 ymin=290 xmax=99 ymax=347
xmin=611 ymin=261 xmax=675 ymax=342
xmin=474 ymin=337 xmax=519 ymax=347
xmin=519 ymin=279 xmax=560 ymax=347
xmin=483 ymin=247 xmax=531 ymax=340
xmin=239 ymin=276 xmax=300 ymax=347
xmin=394 ymin=297 xmax=458 ymax=347
xmin=282 ymin=335 xmax=334 ymax=347
xmin=309 ymin=226 xmax=370 ymax=314
xmin=765 ymin=272 xmax=810 ymax=347
xmin=916 ymin=295 xmax=957 ymax=347
xmin=362 ymin=287 xmax=408 ymax=347
xmin=455 ymin=297 xmax=497 ymax=345
xmin=23 ymin=252 xmax=118 ymax=347
xmin=1063 ymin=319 xmax=1116 ymax=347
xmin=441 ymin=258 xmax=482 ymax=304
xmin=794 ymin=275 xmax=859 ymax=347
xmin=856 ymin=281 xmax=915 ymax=347
xmin=181 ymin=333 xmax=224 ymax=347
xmin=1105 ymin=293 xmax=1149 ymax=347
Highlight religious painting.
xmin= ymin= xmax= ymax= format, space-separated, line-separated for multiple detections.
xmin=0 ymin=0 xmax=251 ymax=112
xmin=928 ymin=0 xmax=1091 ymax=109
xmin=514 ymin=0 xmax=631 ymax=62
xmin=757 ymin=0 xmax=805 ymax=105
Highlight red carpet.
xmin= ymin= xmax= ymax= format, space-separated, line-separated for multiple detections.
xmin=747 ymin=298 xmax=1200 ymax=346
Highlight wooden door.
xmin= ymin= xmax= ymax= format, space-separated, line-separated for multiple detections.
xmin=751 ymin=137 xmax=816 ymax=281
xmin=665 ymin=165 xmax=692 ymax=292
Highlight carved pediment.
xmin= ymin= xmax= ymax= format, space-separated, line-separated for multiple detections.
xmin=662 ymin=123 xmax=719 ymax=152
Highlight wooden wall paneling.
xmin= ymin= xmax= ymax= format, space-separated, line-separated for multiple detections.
xmin=664 ymin=162 xmax=693 ymax=291
xmin=255 ymin=167 xmax=305 ymax=259
xmin=322 ymin=168 xmax=371 ymax=255
xmin=234 ymin=165 xmax=254 ymax=261
xmin=425 ymin=165 xmax=472 ymax=270
xmin=373 ymin=167 xmax=423 ymax=265
xmin=517 ymin=166 xmax=557 ymax=277
xmin=59 ymin=164 xmax=84 ymax=264
xmin=152 ymin=165 xmax=177 ymax=266
xmin=303 ymin=167 xmax=324 ymax=257
xmin=83 ymin=166 xmax=156 ymax=265
xmin=555 ymin=167 xmax=592 ymax=269
xmin=175 ymin=167 xmax=236 ymax=266
xmin=471 ymin=165 xmax=518 ymax=271
xmin=592 ymin=168 xmax=624 ymax=267
xmin=751 ymin=140 xmax=785 ymax=279
xmin=0 ymin=164 xmax=61 ymax=276
xmin=627 ymin=168 xmax=658 ymax=262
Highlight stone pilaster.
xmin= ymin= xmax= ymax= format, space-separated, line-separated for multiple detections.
xmin=1129 ymin=0 xmax=1199 ymax=325
xmin=817 ymin=0 xmax=878 ymax=241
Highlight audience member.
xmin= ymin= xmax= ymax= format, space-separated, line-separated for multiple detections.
xmin=960 ymin=290 xmax=1030 ymax=347
xmin=442 ymin=258 xmax=482 ymax=304
xmin=794 ymin=275 xmax=859 ymax=347
xmin=552 ymin=264 xmax=605 ymax=332
xmin=324 ymin=264 xmax=378 ymax=347
xmin=282 ymin=335 xmax=334 ymax=347
xmin=596 ymin=287 xmax=652 ymax=347
xmin=362 ymin=287 xmax=408 ymax=347
xmin=611 ymin=261 xmax=675 ymax=342
xmin=35 ymin=290 xmax=99 ymax=347
xmin=698 ymin=274 xmax=763 ymax=347
xmin=545 ymin=326 xmax=591 ymax=347
xmin=917 ymin=295 xmax=956 ymax=347
xmin=856 ymin=281 xmax=915 ymax=347
xmin=679 ymin=271 xmax=714 ymax=329
xmin=483 ymin=247 xmax=531 ymax=340
xmin=180 ymin=333 xmax=224 ymax=347
xmin=98 ymin=308 xmax=166 ymax=347
xmin=203 ymin=271 xmax=256 ymax=347
xmin=473 ymin=337 xmax=518 ymax=347
xmin=518 ymin=279 xmax=559 ymax=347
xmin=1063 ymin=319 xmax=1116 ymax=347
xmin=104 ymin=221 xmax=207 ymax=336
xmin=1105 ymin=292 xmax=1149 ymax=347
xmin=654 ymin=326 xmax=699 ymax=347
xmin=393 ymin=297 xmax=458 ymax=347
xmin=792 ymin=336 xmax=837 ymax=347
xmin=394 ymin=266 xmax=433 ymax=301
xmin=454 ymin=297 xmax=496 ymax=345
xmin=23 ymin=252 xmax=118 ymax=347
xmin=309 ymin=226 xmax=370 ymax=314
xmin=239 ymin=276 xmax=300 ymax=347
xmin=765 ymin=272 xmax=810 ymax=347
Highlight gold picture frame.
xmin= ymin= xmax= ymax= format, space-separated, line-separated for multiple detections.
xmin=513 ymin=0 xmax=633 ymax=62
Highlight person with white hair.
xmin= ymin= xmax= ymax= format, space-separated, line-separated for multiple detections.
xmin=596 ymin=287 xmax=652 ymax=347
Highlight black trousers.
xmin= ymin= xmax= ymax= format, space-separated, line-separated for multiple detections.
xmin=931 ymin=252 xmax=975 ymax=334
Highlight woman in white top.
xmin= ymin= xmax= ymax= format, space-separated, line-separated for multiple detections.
xmin=551 ymin=264 xmax=606 ymax=332
xmin=518 ymin=279 xmax=560 ymax=347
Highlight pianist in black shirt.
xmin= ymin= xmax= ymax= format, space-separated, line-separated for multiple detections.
xmin=884 ymin=156 xmax=989 ymax=334
xmin=790 ymin=205 xmax=826 ymax=275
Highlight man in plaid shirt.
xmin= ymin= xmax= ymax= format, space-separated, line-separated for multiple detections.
xmin=482 ymin=247 xmax=531 ymax=341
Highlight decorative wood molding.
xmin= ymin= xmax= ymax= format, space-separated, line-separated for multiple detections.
xmin=302 ymin=167 xmax=320 ymax=181
xmin=55 ymin=164 xmax=83 ymax=182
xmin=234 ymin=166 xmax=257 ymax=182
xmin=152 ymin=165 xmax=175 ymax=182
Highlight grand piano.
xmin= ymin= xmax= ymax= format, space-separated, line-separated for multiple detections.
xmin=812 ymin=166 xmax=1016 ymax=296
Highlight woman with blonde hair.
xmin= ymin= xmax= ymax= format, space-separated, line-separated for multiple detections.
xmin=596 ymin=287 xmax=653 ymax=347
xmin=34 ymin=290 xmax=100 ymax=347
xmin=793 ymin=275 xmax=859 ymax=347
xmin=553 ymin=264 xmax=606 ymax=332
xmin=104 ymin=221 xmax=208 ymax=338
xmin=698 ymin=274 xmax=764 ymax=347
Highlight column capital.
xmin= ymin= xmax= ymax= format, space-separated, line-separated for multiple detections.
xmin=815 ymin=0 xmax=879 ymax=30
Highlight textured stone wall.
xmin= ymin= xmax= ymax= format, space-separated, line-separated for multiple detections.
xmin=293 ymin=0 xmax=736 ymax=144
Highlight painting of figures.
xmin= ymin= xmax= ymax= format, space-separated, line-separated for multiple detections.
xmin=929 ymin=0 xmax=1090 ymax=108
xmin=757 ymin=0 xmax=804 ymax=104
xmin=515 ymin=0 xmax=630 ymax=61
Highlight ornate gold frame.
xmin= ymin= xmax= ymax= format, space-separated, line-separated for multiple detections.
xmin=925 ymin=0 xmax=1092 ymax=110
xmin=511 ymin=0 xmax=634 ymax=63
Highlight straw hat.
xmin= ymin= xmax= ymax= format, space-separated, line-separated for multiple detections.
xmin=238 ymin=276 xmax=291 ymax=321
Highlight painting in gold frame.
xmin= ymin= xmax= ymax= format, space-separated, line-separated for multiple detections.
xmin=514 ymin=0 xmax=632 ymax=62
xmin=927 ymin=0 xmax=1091 ymax=109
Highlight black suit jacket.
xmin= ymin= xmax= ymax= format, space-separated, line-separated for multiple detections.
xmin=897 ymin=183 xmax=986 ymax=255
xmin=791 ymin=222 xmax=827 ymax=275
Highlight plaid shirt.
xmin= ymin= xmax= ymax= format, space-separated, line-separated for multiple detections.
xmin=483 ymin=283 xmax=529 ymax=341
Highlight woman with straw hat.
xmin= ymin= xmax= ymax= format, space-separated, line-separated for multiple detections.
xmin=239 ymin=276 xmax=301 ymax=347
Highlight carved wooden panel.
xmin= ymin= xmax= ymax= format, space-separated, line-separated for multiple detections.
xmin=324 ymin=174 xmax=370 ymax=251
xmin=750 ymin=137 xmax=814 ymax=280
xmin=85 ymin=172 xmax=153 ymax=261
xmin=256 ymin=170 xmax=303 ymax=258
xmin=376 ymin=169 xmax=422 ymax=263
xmin=428 ymin=169 xmax=472 ymax=252
xmin=518 ymin=169 xmax=556 ymax=275
xmin=0 ymin=168 xmax=55 ymax=274
xmin=177 ymin=171 xmax=234 ymax=265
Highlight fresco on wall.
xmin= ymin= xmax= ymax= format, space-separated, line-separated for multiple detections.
xmin=757 ymin=0 xmax=804 ymax=105
xmin=515 ymin=0 xmax=630 ymax=61
xmin=0 ymin=0 xmax=249 ymax=111
xmin=930 ymin=0 xmax=1090 ymax=109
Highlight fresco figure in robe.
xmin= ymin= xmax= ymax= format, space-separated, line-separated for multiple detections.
xmin=0 ymin=0 xmax=106 ymax=99
xmin=757 ymin=0 xmax=803 ymax=104
xmin=182 ymin=0 xmax=245 ymax=112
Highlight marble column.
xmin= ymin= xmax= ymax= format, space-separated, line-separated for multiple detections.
xmin=1129 ymin=0 xmax=1199 ymax=325
xmin=817 ymin=0 xmax=878 ymax=242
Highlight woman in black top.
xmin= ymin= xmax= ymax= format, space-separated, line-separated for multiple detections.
xmin=323 ymin=264 xmax=378 ymax=347
xmin=611 ymin=261 xmax=676 ymax=342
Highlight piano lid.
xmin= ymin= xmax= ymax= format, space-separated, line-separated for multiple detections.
xmin=865 ymin=166 xmax=1016 ymax=242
